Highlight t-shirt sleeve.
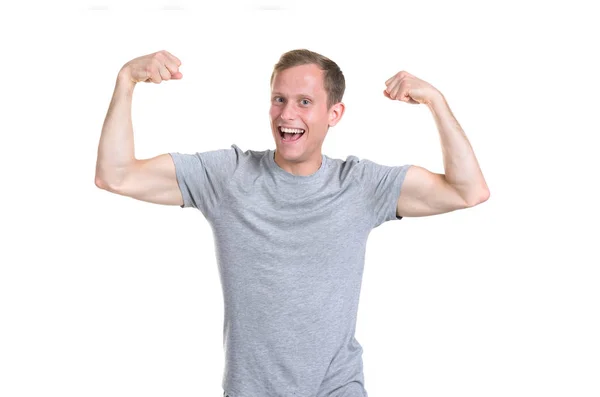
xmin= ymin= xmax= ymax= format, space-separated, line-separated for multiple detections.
xmin=168 ymin=144 xmax=242 ymax=219
xmin=354 ymin=158 xmax=412 ymax=229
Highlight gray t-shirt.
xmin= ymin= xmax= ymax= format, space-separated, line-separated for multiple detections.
xmin=169 ymin=144 xmax=411 ymax=397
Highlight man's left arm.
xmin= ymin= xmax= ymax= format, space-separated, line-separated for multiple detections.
xmin=383 ymin=71 xmax=490 ymax=217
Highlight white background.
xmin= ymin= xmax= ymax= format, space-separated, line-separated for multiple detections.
xmin=1 ymin=1 xmax=598 ymax=396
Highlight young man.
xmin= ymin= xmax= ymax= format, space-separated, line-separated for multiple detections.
xmin=95 ymin=49 xmax=489 ymax=397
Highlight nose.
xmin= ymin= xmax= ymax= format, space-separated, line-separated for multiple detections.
xmin=280 ymin=102 xmax=296 ymax=120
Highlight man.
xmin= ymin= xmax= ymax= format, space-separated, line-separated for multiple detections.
xmin=95 ymin=49 xmax=489 ymax=397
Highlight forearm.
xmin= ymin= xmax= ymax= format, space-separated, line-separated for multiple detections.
xmin=95 ymin=71 xmax=137 ymax=189
xmin=427 ymin=93 xmax=489 ymax=205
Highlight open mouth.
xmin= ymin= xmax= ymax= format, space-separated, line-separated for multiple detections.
xmin=278 ymin=126 xmax=306 ymax=143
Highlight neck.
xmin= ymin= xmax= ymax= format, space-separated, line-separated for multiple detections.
xmin=274 ymin=150 xmax=322 ymax=176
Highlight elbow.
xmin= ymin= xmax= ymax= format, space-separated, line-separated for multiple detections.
xmin=95 ymin=165 xmax=128 ymax=192
xmin=95 ymin=175 xmax=119 ymax=192
xmin=465 ymin=188 xmax=490 ymax=208
xmin=481 ymin=188 xmax=491 ymax=203
xmin=95 ymin=176 xmax=109 ymax=190
xmin=95 ymin=163 xmax=110 ymax=190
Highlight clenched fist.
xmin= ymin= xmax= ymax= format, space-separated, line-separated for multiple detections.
xmin=383 ymin=71 xmax=440 ymax=105
xmin=119 ymin=50 xmax=183 ymax=84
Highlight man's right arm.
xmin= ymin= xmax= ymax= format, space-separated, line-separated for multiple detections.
xmin=94 ymin=53 xmax=184 ymax=206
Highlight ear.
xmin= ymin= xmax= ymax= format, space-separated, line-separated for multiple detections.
xmin=328 ymin=102 xmax=345 ymax=127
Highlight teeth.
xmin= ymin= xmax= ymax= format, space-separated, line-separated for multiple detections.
xmin=280 ymin=127 xmax=305 ymax=134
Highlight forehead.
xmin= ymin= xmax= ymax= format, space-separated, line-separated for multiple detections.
xmin=271 ymin=64 xmax=325 ymax=97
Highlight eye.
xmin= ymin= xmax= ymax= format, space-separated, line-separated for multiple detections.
xmin=301 ymin=99 xmax=311 ymax=105
xmin=273 ymin=97 xmax=284 ymax=103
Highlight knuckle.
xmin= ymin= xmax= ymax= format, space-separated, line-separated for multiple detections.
xmin=152 ymin=53 xmax=164 ymax=64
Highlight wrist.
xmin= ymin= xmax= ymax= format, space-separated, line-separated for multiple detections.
xmin=426 ymin=90 xmax=446 ymax=110
xmin=116 ymin=67 xmax=137 ymax=91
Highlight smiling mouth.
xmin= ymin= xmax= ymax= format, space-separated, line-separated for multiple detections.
xmin=278 ymin=126 xmax=306 ymax=142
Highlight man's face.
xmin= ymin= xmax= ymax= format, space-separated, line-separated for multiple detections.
xmin=269 ymin=64 xmax=342 ymax=164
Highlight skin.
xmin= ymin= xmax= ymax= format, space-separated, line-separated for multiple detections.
xmin=269 ymin=66 xmax=489 ymax=216
xmin=95 ymin=49 xmax=488 ymax=216
xmin=382 ymin=70 xmax=490 ymax=215
xmin=269 ymin=64 xmax=345 ymax=176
